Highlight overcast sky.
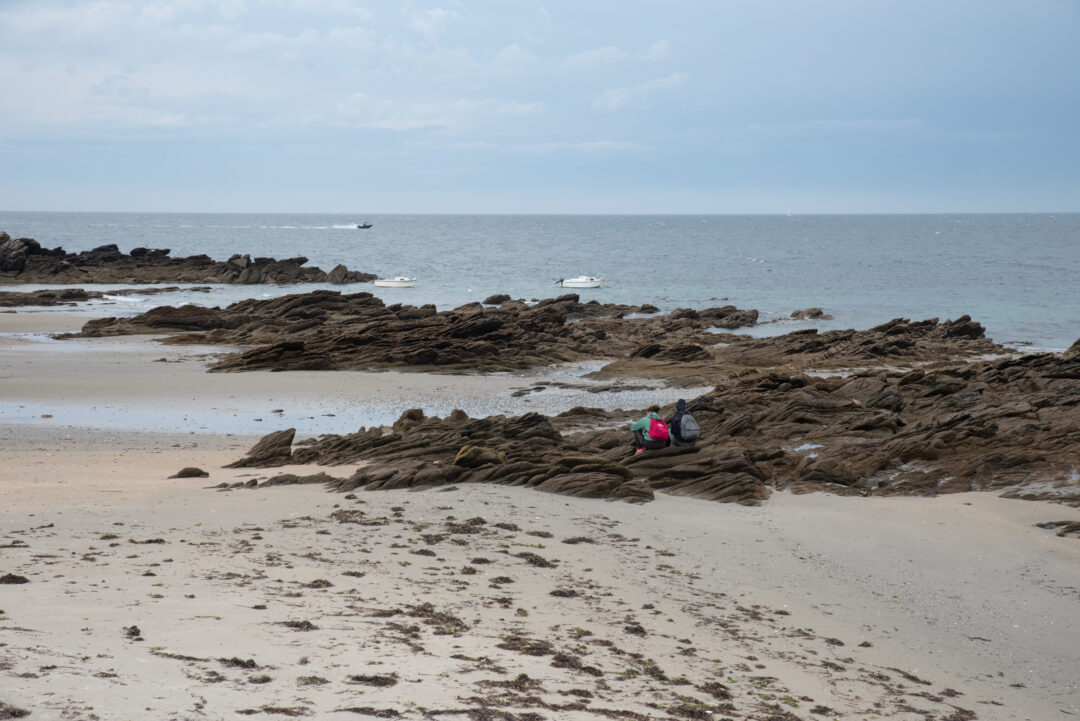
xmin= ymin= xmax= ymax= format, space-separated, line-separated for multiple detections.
xmin=1 ymin=0 xmax=1077 ymax=214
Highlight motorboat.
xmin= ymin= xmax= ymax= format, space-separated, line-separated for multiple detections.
xmin=356 ymin=223 xmax=373 ymax=229
xmin=557 ymin=275 xmax=603 ymax=289
xmin=374 ymin=276 xmax=415 ymax=288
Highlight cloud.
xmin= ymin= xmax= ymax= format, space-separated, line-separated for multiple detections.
xmin=407 ymin=7 xmax=456 ymax=41
xmin=498 ymin=100 xmax=545 ymax=116
xmin=225 ymin=28 xmax=319 ymax=54
xmin=276 ymin=0 xmax=372 ymax=17
xmin=492 ymin=43 xmax=537 ymax=74
xmin=593 ymin=72 xmax=687 ymax=111
xmin=563 ymin=46 xmax=626 ymax=69
xmin=643 ymin=39 xmax=668 ymax=62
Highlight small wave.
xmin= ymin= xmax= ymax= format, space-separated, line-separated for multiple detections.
xmin=100 ymin=295 xmax=149 ymax=303
xmin=1002 ymin=342 xmax=1069 ymax=355
xmin=263 ymin=225 xmax=336 ymax=229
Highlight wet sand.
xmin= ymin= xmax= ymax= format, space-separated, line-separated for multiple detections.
xmin=0 ymin=312 xmax=708 ymax=436
xmin=2 ymin=312 xmax=1080 ymax=720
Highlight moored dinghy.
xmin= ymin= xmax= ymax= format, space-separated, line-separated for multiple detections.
xmin=374 ymin=276 xmax=416 ymax=288
xmin=557 ymin=275 xmax=604 ymax=288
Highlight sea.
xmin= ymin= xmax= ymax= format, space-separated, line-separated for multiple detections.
xmin=1 ymin=211 xmax=1078 ymax=352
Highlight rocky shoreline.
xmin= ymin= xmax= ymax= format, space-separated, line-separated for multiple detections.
xmin=0 ymin=286 xmax=212 ymax=307
xmin=53 ymin=286 xmax=1078 ymax=510
xmin=5 ymin=238 xmax=1073 ymax=512
xmin=0 ymin=232 xmax=376 ymax=284
xmin=217 ymin=340 xmax=1080 ymax=509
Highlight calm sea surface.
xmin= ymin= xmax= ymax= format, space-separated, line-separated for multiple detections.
xmin=2 ymin=212 xmax=1078 ymax=351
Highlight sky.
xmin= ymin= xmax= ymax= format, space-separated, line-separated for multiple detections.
xmin=1 ymin=0 xmax=1078 ymax=214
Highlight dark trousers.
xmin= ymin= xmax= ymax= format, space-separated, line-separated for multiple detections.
xmin=633 ymin=430 xmax=668 ymax=451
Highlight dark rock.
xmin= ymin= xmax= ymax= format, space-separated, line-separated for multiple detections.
xmin=1035 ymin=521 xmax=1080 ymax=538
xmin=0 ymin=285 xmax=210 ymax=308
xmin=790 ymin=307 xmax=834 ymax=320
xmin=226 ymin=429 xmax=296 ymax=468
xmin=0 ymin=232 xmax=376 ymax=285
xmin=259 ymin=472 xmax=347 ymax=487
xmin=454 ymin=445 xmax=504 ymax=467
xmin=64 ymin=291 xmax=758 ymax=374
xmin=169 ymin=467 xmax=209 ymax=478
xmin=0 ymin=701 xmax=31 ymax=719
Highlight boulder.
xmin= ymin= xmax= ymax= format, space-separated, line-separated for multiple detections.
xmin=168 ymin=467 xmax=209 ymax=478
xmin=454 ymin=445 xmax=504 ymax=468
xmin=225 ymin=429 xmax=296 ymax=468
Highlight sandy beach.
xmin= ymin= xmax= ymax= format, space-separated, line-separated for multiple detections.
xmin=3 ymin=311 xmax=1080 ymax=720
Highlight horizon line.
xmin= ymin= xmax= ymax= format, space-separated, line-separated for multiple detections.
xmin=3 ymin=209 xmax=1079 ymax=217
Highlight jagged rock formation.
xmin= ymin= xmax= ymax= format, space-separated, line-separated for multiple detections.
xmin=227 ymin=409 xmax=659 ymax=504
xmin=225 ymin=428 xmax=297 ymax=468
xmin=65 ymin=291 xmax=760 ymax=374
xmin=665 ymin=349 xmax=1080 ymax=506
xmin=0 ymin=232 xmax=376 ymax=284
xmin=790 ymin=307 xmax=834 ymax=320
xmin=223 ymin=333 xmax=1080 ymax=508
xmin=594 ymin=316 xmax=1005 ymax=384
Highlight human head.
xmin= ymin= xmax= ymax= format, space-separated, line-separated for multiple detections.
xmin=676 ymin=399 xmax=686 ymax=411
xmin=647 ymin=404 xmax=660 ymax=413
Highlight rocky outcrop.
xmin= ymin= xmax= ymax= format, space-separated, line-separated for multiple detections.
xmin=228 ymin=409 xmax=656 ymax=504
xmin=222 ymin=338 xmax=1080 ymax=508
xmin=0 ymin=286 xmax=210 ymax=307
xmin=0 ymin=288 xmax=104 ymax=307
xmin=592 ymin=316 xmax=1006 ymax=385
xmin=671 ymin=350 xmax=1080 ymax=506
xmin=64 ymin=292 xmax=760 ymax=374
xmin=226 ymin=428 xmax=297 ymax=468
xmin=790 ymin=307 xmax=834 ymax=320
xmin=0 ymin=232 xmax=376 ymax=284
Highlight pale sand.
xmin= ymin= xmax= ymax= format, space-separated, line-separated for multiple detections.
xmin=2 ymin=313 xmax=1080 ymax=720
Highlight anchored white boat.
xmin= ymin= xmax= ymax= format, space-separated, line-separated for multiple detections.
xmin=374 ymin=276 xmax=416 ymax=288
xmin=557 ymin=275 xmax=604 ymax=289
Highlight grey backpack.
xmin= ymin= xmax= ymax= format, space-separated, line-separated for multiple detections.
xmin=679 ymin=412 xmax=699 ymax=441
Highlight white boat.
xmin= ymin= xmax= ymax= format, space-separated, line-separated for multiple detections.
xmin=557 ymin=275 xmax=603 ymax=289
xmin=374 ymin=276 xmax=416 ymax=288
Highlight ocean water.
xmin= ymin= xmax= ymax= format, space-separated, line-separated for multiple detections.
xmin=2 ymin=211 xmax=1078 ymax=351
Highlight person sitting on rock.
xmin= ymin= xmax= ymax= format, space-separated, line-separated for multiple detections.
xmin=631 ymin=405 xmax=669 ymax=454
xmin=666 ymin=398 xmax=699 ymax=447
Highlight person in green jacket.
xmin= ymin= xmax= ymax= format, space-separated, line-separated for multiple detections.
xmin=630 ymin=404 xmax=669 ymax=454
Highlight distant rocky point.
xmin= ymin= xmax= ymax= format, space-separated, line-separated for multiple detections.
xmin=0 ymin=286 xmax=211 ymax=307
xmin=0 ymin=232 xmax=376 ymax=285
